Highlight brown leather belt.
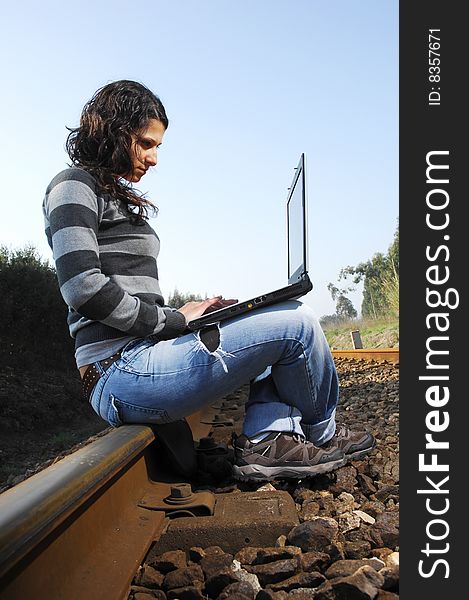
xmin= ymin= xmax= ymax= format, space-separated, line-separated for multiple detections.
xmin=82 ymin=351 xmax=122 ymax=402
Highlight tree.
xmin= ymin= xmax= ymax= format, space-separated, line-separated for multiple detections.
xmin=338 ymin=220 xmax=399 ymax=318
xmin=336 ymin=295 xmax=358 ymax=320
xmin=326 ymin=283 xmax=357 ymax=321
xmin=167 ymin=287 xmax=203 ymax=308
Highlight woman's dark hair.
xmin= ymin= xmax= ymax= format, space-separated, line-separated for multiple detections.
xmin=66 ymin=80 xmax=168 ymax=221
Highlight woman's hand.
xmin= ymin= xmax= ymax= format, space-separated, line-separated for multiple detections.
xmin=203 ymin=296 xmax=238 ymax=314
xmin=177 ymin=296 xmax=238 ymax=322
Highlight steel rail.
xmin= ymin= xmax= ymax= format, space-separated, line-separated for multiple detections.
xmin=332 ymin=347 xmax=399 ymax=364
xmin=0 ymin=425 xmax=168 ymax=600
xmin=0 ymin=353 xmax=397 ymax=599
xmin=0 ymin=403 xmax=214 ymax=600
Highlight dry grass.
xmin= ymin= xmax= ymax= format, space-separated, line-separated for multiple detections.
xmin=322 ymin=316 xmax=399 ymax=350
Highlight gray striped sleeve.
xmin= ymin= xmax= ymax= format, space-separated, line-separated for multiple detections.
xmin=44 ymin=169 xmax=186 ymax=339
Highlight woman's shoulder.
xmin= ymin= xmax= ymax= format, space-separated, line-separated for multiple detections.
xmin=45 ymin=166 xmax=98 ymax=195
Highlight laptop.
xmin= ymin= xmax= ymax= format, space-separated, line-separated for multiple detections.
xmin=187 ymin=153 xmax=313 ymax=331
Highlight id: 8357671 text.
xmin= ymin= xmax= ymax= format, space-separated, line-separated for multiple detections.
xmin=428 ymin=29 xmax=441 ymax=106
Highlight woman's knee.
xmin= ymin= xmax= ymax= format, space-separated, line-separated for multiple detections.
xmin=222 ymin=299 xmax=323 ymax=350
xmin=294 ymin=300 xmax=319 ymax=321
xmin=281 ymin=300 xmax=322 ymax=339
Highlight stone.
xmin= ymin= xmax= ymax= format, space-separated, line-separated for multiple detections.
xmin=234 ymin=546 xmax=301 ymax=566
xmin=205 ymin=568 xmax=239 ymax=598
xmin=275 ymin=535 xmax=287 ymax=547
xmin=163 ymin=565 xmax=204 ymax=591
xmin=370 ymin=548 xmax=394 ymax=562
xmin=267 ymin=571 xmax=326 ymax=592
xmin=369 ymin=513 xmax=399 ymax=549
xmin=134 ymin=565 xmax=165 ymax=589
xmin=316 ymin=565 xmax=385 ymax=600
xmin=380 ymin=564 xmax=399 ymax=592
xmin=149 ymin=549 xmax=187 ymax=573
xmin=131 ymin=589 xmax=167 ymax=600
xmin=325 ymin=558 xmax=385 ymax=579
xmin=134 ymin=593 xmax=166 ymax=600
xmin=345 ymin=528 xmax=372 ymax=543
xmin=216 ymin=581 xmax=256 ymax=600
xmin=329 ymin=466 xmax=358 ymax=494
xmin=289 ymin=590 xmax=320 ymax=599
xmin=344 ymin=540 xmax=372 ymax=560
xmin=188 ymin=547 xmax=205 ymax=562
xmin=298 ymin=551 xmax=331 ymax=573
xmin=314 ymin=491 xmax=336 ymax=514
xmin=376 ymin=591 xmax=400 ymax=599
xmin=200 ymin=552 xmax=234 ymax=579
xmin=385 ymin=551 xmax=399 ymax=568
xmin=244 ymin=558 xmax=299 ymax=586
xmin=334 ymin=492 xmax=358 ymax=514
xmin=255 ymin=590 xmax=289 ymax=600
xmin=130 ymin=586 xmax=158 ymax=594
xmin=232 ymin=560 xmax=262 ymax=593
xmin=375 ymin=484 xmax=399 ymax=503
xmin=299 ymin=501 xmax=320 ymax=521
xmin=357 ymin=472 xmax=377 ymax=495
xmin=256 ymin=483 xmax=277 ymax=492
xmin=337 ymin=511 xmax=361 ymax=534
xmin=289 ymin=590 xmax=322 ymax=599
xmin=361 ymin=500 xmax=386 ymax=518
xmin=293 ymin=488 xmax=316 ymax=504
xmin=287 ymin=518 xmax=339 ymax=552
xmin=130 ymin=356 xmax=401 ymax=598
xmin=311 ymin=579 xmax=337 ymax=599
xmin=166 ymin=585 xmax=204 ymax=600
xmin=322 ymin=542 xmax=346 ymax=562
xmin=205 ymin=546 xmax=231 ymax=556
xmin=353 ymin=510 xmax=376 ymax=525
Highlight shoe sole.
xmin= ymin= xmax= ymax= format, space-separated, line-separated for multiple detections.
xmin=232 ymin=456 xmax=346 ymax=482
xmin=343 ymin=440 xmax=376 ymax=462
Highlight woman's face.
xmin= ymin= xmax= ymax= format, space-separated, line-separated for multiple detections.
xmin=124 ymin=118 xmax=166 ymax=183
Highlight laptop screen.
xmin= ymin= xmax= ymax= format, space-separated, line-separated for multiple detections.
xmin=287 ymin=154 xmax=307 ymax=284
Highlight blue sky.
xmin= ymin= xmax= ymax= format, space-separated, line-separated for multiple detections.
xmin=0 ymin=0 xmax=398 ymax=319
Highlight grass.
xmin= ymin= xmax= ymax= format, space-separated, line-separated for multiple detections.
xmin=49 ymin=431 xmax=84 ymax=451
xmin=322 ymin=316 xmax=399 ymax=350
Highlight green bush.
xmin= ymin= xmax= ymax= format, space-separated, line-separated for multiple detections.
xmin=0 ymin=245 xmax=75 ymax=372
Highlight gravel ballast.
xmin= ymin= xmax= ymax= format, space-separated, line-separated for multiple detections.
xmin=129 ymin=357 xmax=400 ymax=599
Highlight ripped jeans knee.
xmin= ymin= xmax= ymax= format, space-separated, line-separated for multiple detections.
xmin=199 ymin=324 xmax=220 ymax=352
xmin=195 ymin=324 xmax=235 ymax=373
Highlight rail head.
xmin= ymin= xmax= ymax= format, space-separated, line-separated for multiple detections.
xmin=332 ymin=347 xmax=399 ymax=364
xmin=0 ymin=424 xmax=155 ymax=579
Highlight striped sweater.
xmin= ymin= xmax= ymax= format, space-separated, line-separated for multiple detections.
xmin=43 ymin=167 xmax=187 ymax=368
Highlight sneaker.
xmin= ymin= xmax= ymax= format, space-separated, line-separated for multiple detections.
xmin=232 ymin=432 xmax=345 ymax=481
xmin=321 ymin=424 xmax=376 ymax=461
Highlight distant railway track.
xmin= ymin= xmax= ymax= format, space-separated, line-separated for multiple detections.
xmin=332 ymin=348 xmax=399 ymax=364
xmin=0 ymin=350 xmax=399 ymax=600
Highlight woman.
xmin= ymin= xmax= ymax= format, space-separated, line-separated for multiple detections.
xmin=43 ymin=79 xmax=374 ymax=481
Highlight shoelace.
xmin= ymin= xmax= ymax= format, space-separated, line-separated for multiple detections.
xmin=233 ymin=431 xmax=309 ymax=449
xmin=334 ymin=424 xmax=349 ymax=438
xmin=292 ymin=433 xmax=307 ymax=444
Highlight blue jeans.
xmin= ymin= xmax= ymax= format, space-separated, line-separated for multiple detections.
xmin=89 ymin=300 xmax=338 ymax=445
